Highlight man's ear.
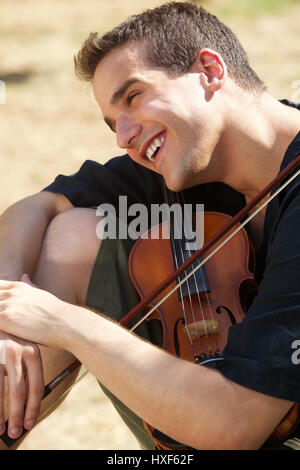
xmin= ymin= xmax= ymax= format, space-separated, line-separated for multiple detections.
xmin=194 ymin=48 xmax=227 ymax=93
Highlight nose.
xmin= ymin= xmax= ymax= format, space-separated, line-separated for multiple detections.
xmin=116 ymin=114 xmax=142 ymax=149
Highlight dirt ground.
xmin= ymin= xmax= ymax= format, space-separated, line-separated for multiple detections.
xmin=1 ymin=0 xmax=300 ymax=450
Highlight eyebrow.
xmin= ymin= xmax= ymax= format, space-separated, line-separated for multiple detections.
xmin=110 ymin=78 xmax=140 ymax=105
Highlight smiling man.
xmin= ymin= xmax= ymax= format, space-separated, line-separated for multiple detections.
xmin=0 ymin=2 xmax=300 ymax=450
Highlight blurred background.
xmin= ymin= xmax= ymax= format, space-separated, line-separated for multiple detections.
xmin=1 ymin=0 xmax=299 ymax=450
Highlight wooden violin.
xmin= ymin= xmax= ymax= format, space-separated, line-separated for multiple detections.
xmin=128 ymin=210 xmax=255 ymax=367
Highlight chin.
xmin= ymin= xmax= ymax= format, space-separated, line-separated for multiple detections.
xmin=163 ymin=173 xmax=193 ymax=193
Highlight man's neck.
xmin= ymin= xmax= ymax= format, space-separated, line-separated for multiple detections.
xmin=218 ymin=93 xmax=300 ymax=202
xmin=218 ymin=94 xmax=300 ymax=251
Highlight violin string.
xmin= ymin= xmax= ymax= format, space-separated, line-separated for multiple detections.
xmin=166 ymin=187 xmax=199 ymax=320
xmin=175 ymin=190 xmax=209 ymax=336
xmin=177 ymin=191 xmax=219 ymax=354
xmin=162 ymin=181 xmax=216 ymax=356
xmin=166 ymin=186 xmax=205 ymax=353
xmin=161 ymin=182 xmax=194 ymax=347
xmin=171 ymin=189 xmax=209 ymax=353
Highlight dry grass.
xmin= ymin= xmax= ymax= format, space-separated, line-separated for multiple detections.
xmin=0 ymin=0 xmax=299 ymax=450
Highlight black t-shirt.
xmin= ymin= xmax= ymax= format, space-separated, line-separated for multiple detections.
xmin=43 ymin=103 xmax=300 ymax=409
xmin=218 ymin=129 xmax=300 ymax=404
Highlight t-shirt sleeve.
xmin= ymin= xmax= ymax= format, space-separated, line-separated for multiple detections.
xmin=218 ymin=194 xmax=300 ymax=403
xmin=42 ymin=155 xmax=165 ymax=208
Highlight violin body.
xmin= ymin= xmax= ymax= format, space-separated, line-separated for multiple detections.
xmin=129 ymin=212 xmax=256 ymax=364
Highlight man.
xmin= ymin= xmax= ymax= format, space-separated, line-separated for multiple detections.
xmin=0 ymin=2 xmax=299 ymax=450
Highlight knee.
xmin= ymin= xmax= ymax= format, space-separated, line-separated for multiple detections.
xmin=41 ymin=207 xmax=100 ymax=263
xmin=34 ymin=207 xmax=102 ymax=304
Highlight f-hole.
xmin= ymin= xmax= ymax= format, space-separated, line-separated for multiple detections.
xmin=215 ymin=306 xmax=237 ymax=325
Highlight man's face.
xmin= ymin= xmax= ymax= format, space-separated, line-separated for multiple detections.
xmin=93 ymin=41 xmax=223 ymax=191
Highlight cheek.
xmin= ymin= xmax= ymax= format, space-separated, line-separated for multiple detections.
xmin=142 ymin=99 xmax=168 ymax=118
xmin=143 ymin=92 xmax=183 ymax=121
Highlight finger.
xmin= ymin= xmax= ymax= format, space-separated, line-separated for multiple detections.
xmin=0 ymin=365 xmax=5 ymax=435
xmin=20 ymin=274 xmax=31 ymax=282
xmin=22 ymin=345 xmax=44 ymax=430
xmin=20 ymin=274 xmax=30 ymax=284
xmin=6 ymin=345 xmax=27 ymax=439
xmin=20 ymin=274 xmax=38 ymax=289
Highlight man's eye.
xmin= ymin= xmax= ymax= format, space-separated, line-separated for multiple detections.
xmin=127 ymin=92 xmax=139 ymax=105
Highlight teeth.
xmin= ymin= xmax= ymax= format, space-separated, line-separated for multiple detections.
xmin=146 ymin=136 xmax=165 ymax=162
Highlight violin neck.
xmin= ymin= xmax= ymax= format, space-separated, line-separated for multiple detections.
xmin=163 ymin=185 xmax=210 ymax=300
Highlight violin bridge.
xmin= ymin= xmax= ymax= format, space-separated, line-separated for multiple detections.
xmin=184 ymin=320 xmax=220 ymax=342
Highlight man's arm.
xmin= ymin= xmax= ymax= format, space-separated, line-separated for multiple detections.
xmin=0 ymin=191 xmax=74 ymax=446
xmin=63 ymin=307 xmax=295 ymax=450
xmin=0 ymin=191 xmax=73 ymax=281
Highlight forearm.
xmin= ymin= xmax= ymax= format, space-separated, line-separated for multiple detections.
xmin=0 ymin=192 xmax=72 ymax=280
xmin=0 ymin=283 xmax=293 ymax=450
xmin=62 ymin=305 xmax=290 ymax=450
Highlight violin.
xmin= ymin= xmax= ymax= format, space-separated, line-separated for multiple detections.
xmin=128 ymin=207 xmax=300 ymax=449
xmin=128 ymin=210 xmax=255 ymax=366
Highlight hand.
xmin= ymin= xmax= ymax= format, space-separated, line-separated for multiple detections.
xmin=0 ymin=331 xmax=44 ymax=440
xmin=0 ymin=275 xmax=68 ymax=350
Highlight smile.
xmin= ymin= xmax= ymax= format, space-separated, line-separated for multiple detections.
xmin=144 ymin=133 xmax=165 ymax=162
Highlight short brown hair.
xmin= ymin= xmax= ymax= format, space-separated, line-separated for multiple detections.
xmin=74 ymin=1 xmax=266 ymax=93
